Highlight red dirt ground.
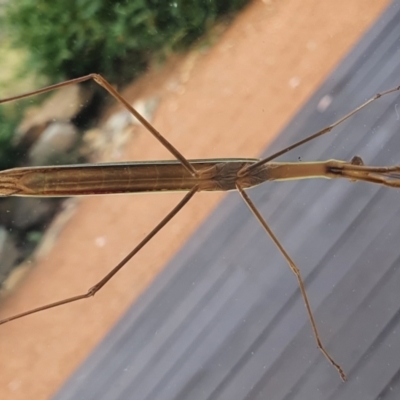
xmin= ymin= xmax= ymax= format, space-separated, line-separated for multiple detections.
xmin=0 ymin=0 xmax=391 ymax=398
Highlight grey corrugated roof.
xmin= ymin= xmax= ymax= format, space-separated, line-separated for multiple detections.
xmin=54 ymin=1 xmax=400 ymax=399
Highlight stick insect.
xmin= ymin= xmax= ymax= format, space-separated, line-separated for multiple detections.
xmin=0 ymin=74 xmax=400 ymax=382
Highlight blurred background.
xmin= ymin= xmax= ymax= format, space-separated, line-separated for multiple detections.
xmin=0 ymin=0 xmax=400 ymax=399
xmin=0 ymin=0 xmax=250 ymax=279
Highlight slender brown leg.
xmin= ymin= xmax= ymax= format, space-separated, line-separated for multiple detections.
xmin=236 ymin=183 xmax=346 ymax=381
xmin=0 ymin=187 xmax=197 ymax=325
xmin=241 ymin=84 xmax=400 ymax=176
xmin=0 ymin=74 xmax=197 ymax=176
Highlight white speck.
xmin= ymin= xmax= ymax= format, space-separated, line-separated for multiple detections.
xmin=288 ymin=77 xmax=301 ymax=89
xmin=317 ymin=95 xmax=332 ymax=112
xmin=95 ymin=236 xmax=107 ymax=248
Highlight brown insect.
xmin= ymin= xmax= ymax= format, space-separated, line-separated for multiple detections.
xmin=1 ymin=74 xmax=400 ymax=381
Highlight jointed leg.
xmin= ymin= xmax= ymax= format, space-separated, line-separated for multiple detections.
xmin=0 ymin=74 xmax=197 ymax=176
xmin=236 ymin=183 xmax=346 ymax=381
xmin=0 ymin=187 xmax=197 ymax=325
xmin=241 ymin=85 xmax=400 ymax=176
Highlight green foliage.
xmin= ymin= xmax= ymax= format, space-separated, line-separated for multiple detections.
xmin=3 ymin=0 xmax=249 ymax=86
xmin=0 ymin=0 xmax=248 ymax=171
xmin=0 ymin=106 xmax=23 ymax=170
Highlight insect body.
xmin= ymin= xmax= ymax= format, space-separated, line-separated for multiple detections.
xmin=1 ymin=74 xmax=400 ymax=381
